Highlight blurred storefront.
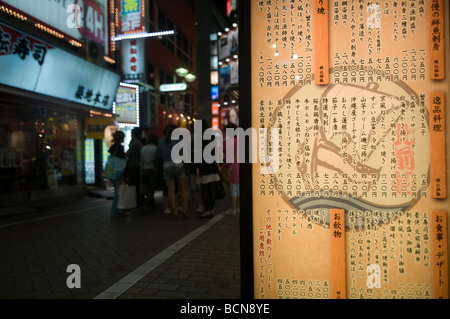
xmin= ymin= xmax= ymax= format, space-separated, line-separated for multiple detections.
xmin=0 ymin=1 xmax=121 ymax=204
xmin=0 ymin=0 xmax=236 ymax=205
xmin=210 ymin=19 xmax=239 ymax=131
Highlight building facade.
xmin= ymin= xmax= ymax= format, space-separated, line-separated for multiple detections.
xmin=0 ymin=0 xmax=231 ymax=204
xmin=0 ymin=1 xmax=121 ymax=204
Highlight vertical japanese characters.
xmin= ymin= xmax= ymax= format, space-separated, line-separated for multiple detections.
xmin=429 ymin=0 xmax=445 ymax=80
xmin=251 ymin=0 xmax=449 ymax=299
xmin=330 ymin=209 xmax=346 ymax=299
xmin=314 ymin=0 xmax=329 ymax=85
xmin=432 ymin=211 xmax=449 ymax=299
xmin=429 ymin=93 xmax=447 ymax=199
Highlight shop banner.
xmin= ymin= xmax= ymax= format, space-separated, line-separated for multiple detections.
xmin=211 ymin=102 xmax=220 ymax=116
xmin=119 ymin=0 xmax=143 ymax=34
xmin=249 ymin=0 xmax=450 ymax=299
xmin=122 ymin=38 xmax=145 ymax=82
xmin=0 ymin=23 xmax=120 ymax=110
xmin=0 ymin=0 xmax=109 ymax=47
xmin=114 ymin=84 xmax=138 ymax=125
xmin=218 ymin=34 xmax=229 ymax=61
xmin=85 ymin=117 xmax=114 ymax=139
xmin=218 ymin=29 xmax=238 ymax=61
xmin=219 ymin=64 xmax=230 ymax=90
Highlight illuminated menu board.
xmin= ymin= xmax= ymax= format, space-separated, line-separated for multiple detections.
xmin=249 ymin=0 xmax=449 ymax=299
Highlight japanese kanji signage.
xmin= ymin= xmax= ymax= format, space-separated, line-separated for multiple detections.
xmin=429 ymin=0 xmax=445 ymax=80
xmin=431 ymin=211 xmax=449 ymax=299
xmin=314 ymin=0 xmax=329 ymax=85
xmin=430 ymin=92 xmax=447 ymax=199
xmin=114 ymin=83 xmax=139 ymax=125
xmin=122 ymin=38 xmax=145 ymax=82
xmin=249 ymin=0 xmax=449 ymax=299
xmin=1 ymin=0 xmax=109 ymax=47
xmin=85 ymin=117 xmax=115 ymax=139
xmin=0 ymin=23 xmax=120 ymax=110
xmin=119 ymin=0 xmax=143 ymax=34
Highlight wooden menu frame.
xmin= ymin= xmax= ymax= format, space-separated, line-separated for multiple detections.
xmin=239 ymin=0 xmax=450 ymax=299
xmin=239 ymin=0 xmax=255 ymax=299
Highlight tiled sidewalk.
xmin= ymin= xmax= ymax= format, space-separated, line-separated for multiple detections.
xmin=114 ymin=213 xmax=241 ymax=299
xmin=0 ymin=190 xmax=240 ymax=299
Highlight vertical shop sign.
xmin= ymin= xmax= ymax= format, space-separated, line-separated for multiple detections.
xmin=123 ymin=38 xmax=144 ymax=81
xmin=211 ymin=101 xmax=220 ymax=116
xmin=119 ymin=0 xmax=142 ymax=33
xmin=114 ymin=83 xmax=138 ymax=125
xmin=212 ymin=117 xmax=219 ymax=130
xmin=83 ymin=0 xmax=108 ymax=49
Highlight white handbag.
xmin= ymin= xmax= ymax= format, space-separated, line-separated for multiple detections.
xmin=117 ymin=184 xmax=137 ymax=209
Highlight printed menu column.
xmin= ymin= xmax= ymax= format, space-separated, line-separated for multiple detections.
xmin=429 ymin=92 xmax=446 ymax=199
xmin=330 ymin=209 xmax=346 ymax=298
xmin=432 ymin=211 xmax=448 ymax=299
xmin=429 ymin=0 xmax=445 ymax=80
xmin=314 ymin=0 xmax=329 ymax=85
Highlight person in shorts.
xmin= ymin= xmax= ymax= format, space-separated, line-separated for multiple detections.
xmin=156 ymin=124 xmax=188 ymax=219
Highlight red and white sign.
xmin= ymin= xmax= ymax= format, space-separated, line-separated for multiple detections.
xmin=212 ymin=117 xmax=219 ymax=130
xmin=83 ymin=0 xmax=107 ymax=44
xmin=123 ymin=38 xmax=144 ymax=82
xmin=211 ymin=101 xmax=220 ymax=116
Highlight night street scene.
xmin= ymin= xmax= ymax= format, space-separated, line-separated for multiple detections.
xmin=0 ymin=0 xmax=449 ymax=312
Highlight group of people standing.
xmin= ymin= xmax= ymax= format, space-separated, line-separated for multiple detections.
xmin=108 ymin=121 xmax=240 ymax=220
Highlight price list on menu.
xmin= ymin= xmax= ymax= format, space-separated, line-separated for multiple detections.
xmin=250 ymin=0 xmax=449 ymax=299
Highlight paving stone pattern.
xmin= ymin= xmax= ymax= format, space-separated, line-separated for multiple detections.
xmin=0 ymin=192 xmax=240 ymax=299
xmin=118 ymin=213 xmax=241 ymax=299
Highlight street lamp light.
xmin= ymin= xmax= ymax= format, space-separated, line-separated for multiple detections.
xmin=175 ymin=66 xmax=189 ymax=77
xmin=176 ymin=66 xmax=196 ymax=82
xmin=184 ymin=72 xmax=196 ymax=82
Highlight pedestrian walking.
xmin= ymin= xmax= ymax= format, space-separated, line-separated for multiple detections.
xmin=157 ymin=124 xmax=188 ymax=219
xmin=109 ymin=130 xmax=126 ymax=218
xmin=140 ymin=134 xmax=158 ymax=211
xmin=222 ymin=123 xmax=240 ymax=215
xmin=124 ymin=127 xmax=143 ymax=210
xmin=195 ymin=120 xmax=221 ymax=219
xmin=186 ymin=125 xmax=204 ymax=214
